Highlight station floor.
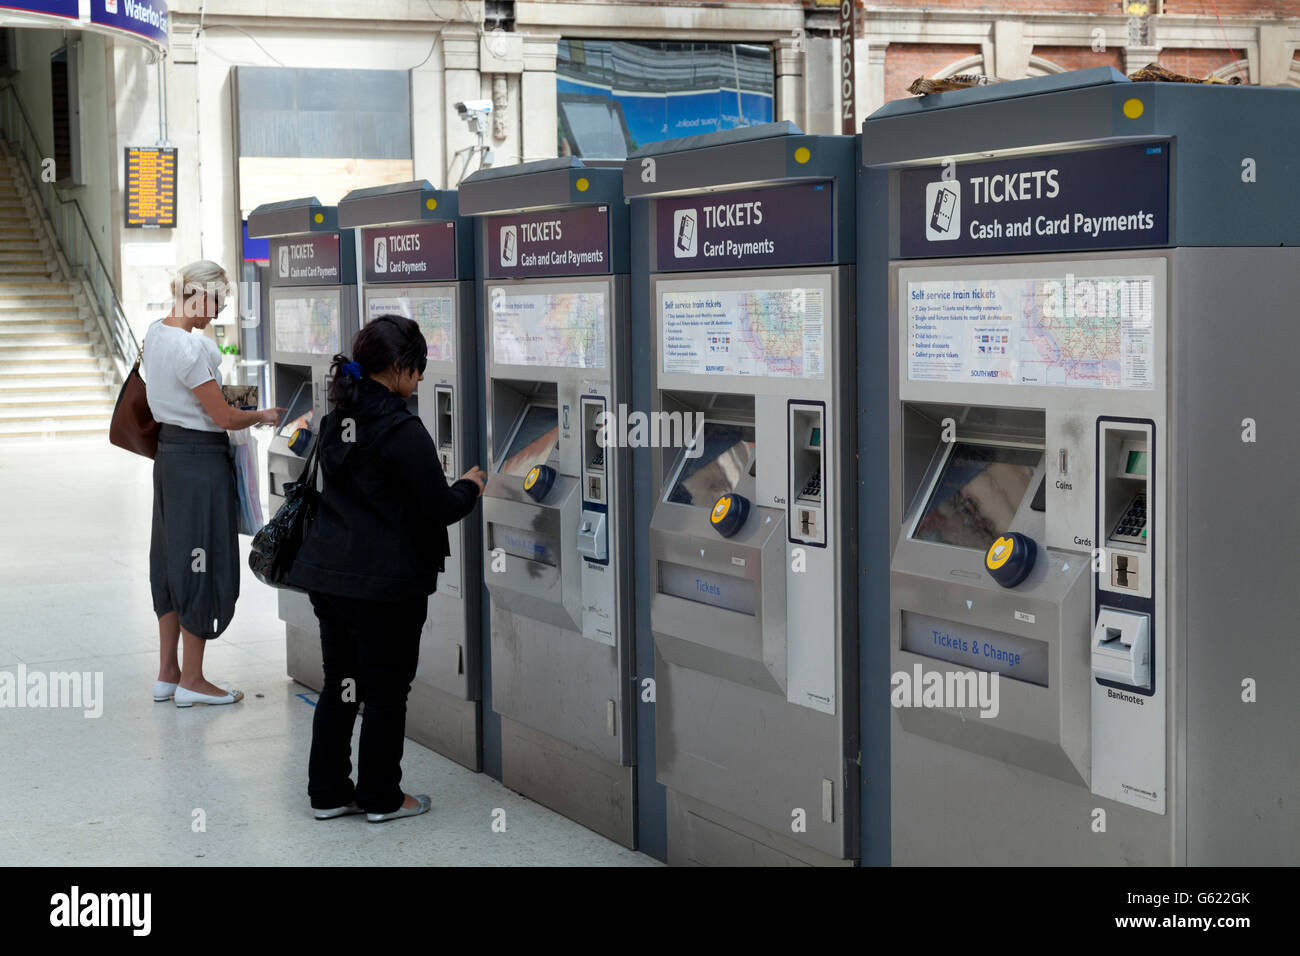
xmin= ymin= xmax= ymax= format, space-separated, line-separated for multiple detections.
xmin=0 ymin=439 xmax=656 ymax=867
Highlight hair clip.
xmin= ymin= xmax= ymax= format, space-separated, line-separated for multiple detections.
xmin=342 ymin=361 xmax=364 ymax=379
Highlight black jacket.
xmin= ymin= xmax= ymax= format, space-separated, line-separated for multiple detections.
xmin=286 ymin=377 xmax=480 ymax=602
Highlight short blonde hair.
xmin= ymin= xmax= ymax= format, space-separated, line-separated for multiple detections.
xmin=173 ymin=259 xmax=230 ymax=315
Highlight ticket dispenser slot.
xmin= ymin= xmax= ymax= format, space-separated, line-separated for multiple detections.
xmin=434 ymin=386 xmax=455 ymax=476
xmin=789 ymin=402 xmax=826 ymax=546
xmin=483 ymin=384 xmax=581 ymax=632
xmin=652 ymin=404 xmax=788 ymax=693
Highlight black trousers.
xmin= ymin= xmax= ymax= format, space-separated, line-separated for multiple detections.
xmin=307 ymin=590 xmax=428 ymax=814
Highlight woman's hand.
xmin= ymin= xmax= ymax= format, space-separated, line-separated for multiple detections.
xmin=461 ymin=466 xmax=488 ymax=495
xmin=258 ymin=407 xmax=287 ymax=427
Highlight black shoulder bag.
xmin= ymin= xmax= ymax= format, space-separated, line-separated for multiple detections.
xmin=248 ymin=432 xmax=321 ymax=592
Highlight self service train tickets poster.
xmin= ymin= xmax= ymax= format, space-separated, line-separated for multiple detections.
xmin=366 ymin=294 xmax=456 ymax=363
xmin=906 ymin=273 xmax=1155 ymax=390
xmin=660 ymin=284 xmax=827 ymax=380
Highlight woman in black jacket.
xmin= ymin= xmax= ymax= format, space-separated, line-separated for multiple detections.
xmin=286 ymin=315 xmax=485 ymax=823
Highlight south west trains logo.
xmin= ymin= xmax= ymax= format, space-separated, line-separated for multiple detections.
xmin=925 ymin=181 xmax=961 ymax=241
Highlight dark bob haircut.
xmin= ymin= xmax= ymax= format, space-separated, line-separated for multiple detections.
xmin=328 ymin=313 xmax=427 ymax=407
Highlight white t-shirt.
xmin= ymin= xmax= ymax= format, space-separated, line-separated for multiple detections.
xmin=142 ymin=320 xmax=225 ymax=432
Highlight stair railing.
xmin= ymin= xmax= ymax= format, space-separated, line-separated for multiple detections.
xmin=0 ymin=84 xmax=139 ymax=382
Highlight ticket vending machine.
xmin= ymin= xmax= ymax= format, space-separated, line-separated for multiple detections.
xmin=459 ymin=160 xmax=637 ymax=846
xmin=860 ymin=69 xmax=1300 ymax=864
xmin=624 ymin=123 xmax=859 ymax=865
xmin=248 ymin=198 xmax=360 ymax=691
xmin=338 ymin=181 xmax=482 ymax=770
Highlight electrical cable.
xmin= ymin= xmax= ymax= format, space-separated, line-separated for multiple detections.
xmin=1207 ymin=0 xmax=1243 ymax=81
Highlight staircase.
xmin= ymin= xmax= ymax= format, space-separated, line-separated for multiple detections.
xmin=0 ymin=154 xmax=118 ymax=443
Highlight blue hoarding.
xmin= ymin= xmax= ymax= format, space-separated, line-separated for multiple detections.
xmin=90 ymin=0 xmax=168 ymax=50
xmin=0 ymin=1 xmax=79 ymax=16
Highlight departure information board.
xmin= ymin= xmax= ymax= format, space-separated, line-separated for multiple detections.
xmin=125 ymin=147 xmax=177 ymax=228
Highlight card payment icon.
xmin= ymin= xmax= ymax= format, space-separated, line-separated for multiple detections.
xmin=673 ymin=209 xmax=698 ymax=258
xmin=373 ymin=237 xmax=388 ymax=273
xmin=500 ymin=226 xmax=517 ymax=267
xmin=925 ymin=182 xmax=960 ymax=241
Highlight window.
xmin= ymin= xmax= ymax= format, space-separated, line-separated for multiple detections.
xmin=0 ymin=29 xmax=19 ymax=78
xmin=50 ymin=46 xmax=84 ymax=186
xmin=557 ymin=40 xmax=775 ymax=159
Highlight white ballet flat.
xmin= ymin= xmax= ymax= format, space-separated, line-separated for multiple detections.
xmin=153 ymin=680 xmax=178 ymax=702
xmin=174 ymin=685 xmax=244 ymax=708
xmin=315 ymin=804 xmax=365 ymax=820
xmin=367 ymin=794 xmax=432 ymax=823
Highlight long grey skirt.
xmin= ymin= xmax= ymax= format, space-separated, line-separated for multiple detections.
xmin=150 ymin=423 xmax=240 ymax=639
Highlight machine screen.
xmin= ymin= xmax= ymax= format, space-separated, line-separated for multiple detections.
xmin=500 ymin=404 xmax=559 ymax=477
xmin=913 ymin=442 xmax=1041 ymax=550
xmin=667 ymin=422 xmax=755 ymax=506
xmin=1125 ymin=450 xmax=1148 ymax=476
xmin=277 ymin=381 xmax=313 ymax=439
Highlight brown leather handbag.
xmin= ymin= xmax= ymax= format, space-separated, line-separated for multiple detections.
xmin=109 ymin=351 xmax=160 ymax=459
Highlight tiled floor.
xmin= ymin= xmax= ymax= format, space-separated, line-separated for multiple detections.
xmin=0 ymin=438 xmax=656 ymax=866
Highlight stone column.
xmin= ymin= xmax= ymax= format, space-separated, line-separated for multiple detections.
xmin=521 ymin=33 xmax=559 ymax=162
xmin=775 ymin=36 xmax=805 ymax=129
xmin=411 ymin=31 xmax=446 ymax=186
xmin=1124 ymin=46 xmax=1160 ymax=75
xmin=804 ymin=35 xmax=837 ymax=134
xmin=1257 ymin=24 xmax=1294 ymax=87
xmin=863 ymin=43 xmax=887 ymax=118
xmin=442 ymin=27 xmax=482 ymax=186
xmin=992 ymin=20 xmax=1029 ymax=80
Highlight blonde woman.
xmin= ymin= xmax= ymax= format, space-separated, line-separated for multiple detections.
xmin=143 ymin=260 xmax=284 ymax=707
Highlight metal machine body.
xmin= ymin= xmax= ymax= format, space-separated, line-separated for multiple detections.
xmin=460 ymin=160 xmax=638 ymax=846
xmin=859 ymin=69 xmax=1300 ymax=865
xmin=338 ymin=181 xmax=482 ymax=770
xmin=625 ymin=124 xmax=860 ymax=865
xmin=248 ymin=198 xmax=360 ymax=692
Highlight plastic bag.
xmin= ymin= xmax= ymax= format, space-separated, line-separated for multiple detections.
xmin=229 ymin=427 xmax=264 ymax=536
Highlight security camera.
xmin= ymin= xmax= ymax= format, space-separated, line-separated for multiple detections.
xmin=455 ymin=100 xmax=494 ymax=137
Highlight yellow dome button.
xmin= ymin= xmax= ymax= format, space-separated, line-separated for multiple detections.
xmin=794 ymin=146 xmax=811 ymax=164
xmin=313 ymin=212 xmax=324 ymax=224
xmin=986 ymin=535 xmax=1014 ymax=570
xmin=712 ymin=496 xmax=731 ymax=522
xmin=426 ymin=197 xmax=438 ymax=210
xmin=576 ymin=177 xmax=590 ymax=192
xmin=524 ymin=466 xmax=539 ymax=490
xmin=1122 ymin=98 xmax=1145 ymax=119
